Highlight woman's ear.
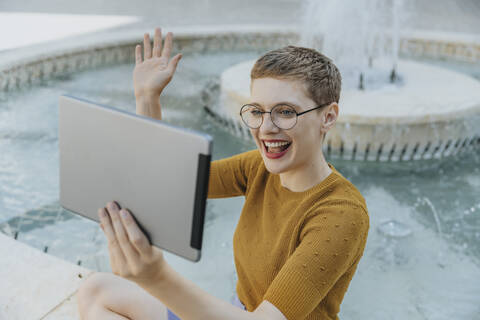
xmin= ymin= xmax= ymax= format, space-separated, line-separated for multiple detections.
xmin=321 ymin=102 xmax=339 ymax=133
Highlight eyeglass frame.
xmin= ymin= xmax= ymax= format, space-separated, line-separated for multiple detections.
xmin=239 ymin=102 xmax=332 ymax=130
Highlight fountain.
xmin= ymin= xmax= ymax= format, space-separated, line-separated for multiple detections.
xmin=1 ymin=1 xmax=480 ymax=319
xmin=207 ymin=0 xmax=480 ymax=161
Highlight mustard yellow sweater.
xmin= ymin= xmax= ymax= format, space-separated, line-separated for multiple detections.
xmin=208 ymin=149 xmax=369 ymax=320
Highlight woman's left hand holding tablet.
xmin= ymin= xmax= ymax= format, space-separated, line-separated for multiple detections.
xmin=98 ymin=201 xmax=167 ymax=285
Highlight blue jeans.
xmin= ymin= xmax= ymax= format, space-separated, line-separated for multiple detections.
xmin=167 ymin=293 xmax=246 ymax=319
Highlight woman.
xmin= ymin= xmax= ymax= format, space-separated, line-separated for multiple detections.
xmin=77 ymin=27 xmax=369 ymax=320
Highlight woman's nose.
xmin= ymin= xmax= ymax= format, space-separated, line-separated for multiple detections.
xmin=259 ymin=112 xmax=280 ymax=133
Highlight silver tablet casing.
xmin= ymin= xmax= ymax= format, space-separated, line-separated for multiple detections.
xmin=59 ymin=95 xmax=212 ymax=262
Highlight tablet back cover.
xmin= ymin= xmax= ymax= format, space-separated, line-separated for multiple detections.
xmin=59 ymin=95 xmax=211 ymax=262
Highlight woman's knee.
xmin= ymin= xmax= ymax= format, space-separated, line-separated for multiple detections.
xmin=76 ymin=272 xmax=168 ymax=320
xmin=77 ymin=272 xmax=117 ymax=304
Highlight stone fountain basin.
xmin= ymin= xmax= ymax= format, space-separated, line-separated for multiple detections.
xmin=220 ymin=59 xmax=480 ymax=161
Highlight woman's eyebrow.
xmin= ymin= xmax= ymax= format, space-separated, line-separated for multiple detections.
xmin=277 ymin=101 xmax=301 ymax=109
xmin=249 ymin=102 xmax=263 ymax=108
xmin=250 ymin=101 xmax=301 ymax=109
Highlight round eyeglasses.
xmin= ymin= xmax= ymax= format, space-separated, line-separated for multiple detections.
xmin=239 ymin=102 xmax=331 ymax=130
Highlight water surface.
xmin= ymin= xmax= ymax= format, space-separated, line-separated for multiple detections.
xmin=0 ymin=51 xmax=479 ymax=319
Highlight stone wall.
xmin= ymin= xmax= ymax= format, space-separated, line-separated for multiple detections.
xmin=1 ymin=27 xmax=478 ymax=93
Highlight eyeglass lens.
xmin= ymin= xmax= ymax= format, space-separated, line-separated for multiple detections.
xmin=240 ymin=105 xmax=297 ymax=129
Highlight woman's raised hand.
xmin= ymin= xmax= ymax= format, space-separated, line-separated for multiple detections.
xmin=133 ymin=27 xmax=182 ymax=119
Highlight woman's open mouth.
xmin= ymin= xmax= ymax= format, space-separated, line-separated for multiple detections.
xmin=262 ymin=140 xmax=292 ymax=159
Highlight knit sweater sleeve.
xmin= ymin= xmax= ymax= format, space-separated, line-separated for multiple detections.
xmin=207 ymin=149 xmax=261 ymax=198
xmin=262 ymin=204 xmax=369 ymax=320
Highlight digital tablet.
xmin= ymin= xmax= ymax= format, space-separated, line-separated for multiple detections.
xmin=58 ymin=95 xmax=212 ymax=262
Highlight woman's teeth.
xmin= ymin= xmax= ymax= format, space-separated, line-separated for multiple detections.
xmin=264 ymin=141 xmax=291 ymax=153
xmin=264 ymin=141 xmax=290 ymax=147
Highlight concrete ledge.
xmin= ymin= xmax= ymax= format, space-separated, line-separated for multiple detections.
xmin=0 ymin=232 xmax=94 ymax=319
xmin=1 ymin=25 xmax=479 ymax=93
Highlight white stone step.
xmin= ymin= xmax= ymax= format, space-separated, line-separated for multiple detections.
xmin=0 ymin=232 xmax=94 ymax=320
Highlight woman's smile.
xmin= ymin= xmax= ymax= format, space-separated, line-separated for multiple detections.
xmin=262 ymin=139 xmax=293 ymax=159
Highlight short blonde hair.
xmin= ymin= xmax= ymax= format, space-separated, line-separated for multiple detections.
xmin=250 ymin=45 xmax=342 ymax=105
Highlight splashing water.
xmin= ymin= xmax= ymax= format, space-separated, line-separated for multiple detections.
xmin=300 ymin=0 xmax=411 ymax=90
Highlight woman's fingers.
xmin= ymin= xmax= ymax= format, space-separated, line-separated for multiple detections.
xmin=105 ymin=202 xmax=141 ymax=267
xmin=138 ymin=29 xmax=176 ymax=64
xmin=168 ymin=53 xmax=182 ymax=75
xmin=98 ymin=207 xmax=127 ymax=273
xmin=161 ymin=32 xmax=173 ymax=60
xmin=119 ymin=208 xmax=152 ymax=257
xmin=135 ymin=45 xmax=142 ymax=65
xmin=143 ymin=33 xmax=152 ymax=59
xmin=152 ymin=27 xmax=162 ymax=58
